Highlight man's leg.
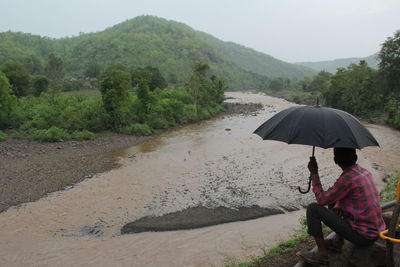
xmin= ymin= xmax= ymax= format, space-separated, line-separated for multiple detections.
xmin=306 ymin=203 xmax=330 ymax=259
xmin=307 ymin=203 xmax=375 ymax=247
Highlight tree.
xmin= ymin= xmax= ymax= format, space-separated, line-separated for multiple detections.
xmin=378 ymin=30 xmax=400 ymax=94
xmin=210 ymin=75 xmax=226 ymax=104
xmin=379 ymin=30 xmax=400 ymax=128
xmin=23 ymin=55 xmax=43 ymax=75
xmin=324 ymin=61 xmax=381 ymax=116
xmin=99 ymin=69 xmax=131 ymax=129
xmin=267 ymin=78 xmax=284 ymax=92
xmin=32 ymin=75 xmax=50 ymax=96
xmin=185 ymin=62 xmax=226 ymax=112
xmin=132 ymin=66 xmax=167 ymax=91
xmin=45 ymin=53 xmax=64 ymax=80
xmin=103 ymin=63 xmax=128 ymax=74
xmin=84 ymin=62 xmax=102 ymax=78
xmin=1 ymin=61 xmax=31 ymax=97
xmin=185 ymin=62 xmax=210 ymax=109
xmin=309 ymin=71 xmax=332 ymax=93
xmin=0 ymin=72 xmax=18 ymax=128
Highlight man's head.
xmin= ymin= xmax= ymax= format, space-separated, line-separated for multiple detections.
xmin=334 ymin=147 xmax=357 ymax=168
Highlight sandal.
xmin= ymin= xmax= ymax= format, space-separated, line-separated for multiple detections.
xmin=299 ymin=251 xmax=329 ymax=266
xmin=324 ymin=238 xmax=342 ymax=253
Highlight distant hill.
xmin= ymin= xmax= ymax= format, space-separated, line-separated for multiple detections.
xmin=296 ymin=53 xmax=379 ymax=73
xmin=196 ymin=32 xmax=316 ymax=78
xmin=0 ymin=15 xmax=316 ymax=89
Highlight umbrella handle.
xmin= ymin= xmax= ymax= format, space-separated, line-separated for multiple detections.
xmin=298 ymin=176 xmax=312 ymax=194
xmin=298 ymin=146 xmax=316 ymax=194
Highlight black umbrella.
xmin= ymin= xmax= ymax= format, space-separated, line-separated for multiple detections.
xmin=253 ymin=105 xmax=379 ymax=193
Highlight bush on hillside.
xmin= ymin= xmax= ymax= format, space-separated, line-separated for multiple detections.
xmin=70 ymin=130 xmax=95 ymax=141
xmin=0 ymin=131 xmax=6 ymax=141
xmin=120 ymin=123 xmax=152 ymax=136
xmin=29 ymin=126 xmax=70 ymax=142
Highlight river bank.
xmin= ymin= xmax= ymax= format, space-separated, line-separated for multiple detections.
xmin=0 ymin=102 xmax=262 ymax=213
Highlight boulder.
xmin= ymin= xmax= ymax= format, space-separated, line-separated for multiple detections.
xmin=343 ymin=240 xmax=386 ymax=267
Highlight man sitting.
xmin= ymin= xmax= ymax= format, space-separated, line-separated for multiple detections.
xmin=300 ymin=147 xmax=386 ymax=266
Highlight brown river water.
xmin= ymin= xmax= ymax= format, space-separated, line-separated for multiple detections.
xmin=0 ymin=92 xmax=399 ymax=266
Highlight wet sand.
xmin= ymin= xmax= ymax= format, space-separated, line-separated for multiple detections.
xmin=0 ymin=91 xmax=399 ymax=267
xmin=0 ymin=135 xmax=152 ymax=212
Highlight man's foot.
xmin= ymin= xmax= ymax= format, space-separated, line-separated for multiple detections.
xmin=299 ymin=251 xmax=329 ymax=266
xmin=324 ymin=238 xmax=343 ymax=253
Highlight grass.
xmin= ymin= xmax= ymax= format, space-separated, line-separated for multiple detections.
xmin=380 ymin=172 xmax=400 ymax=203
xmin=225 ymin=216 xmax=309 ymax=267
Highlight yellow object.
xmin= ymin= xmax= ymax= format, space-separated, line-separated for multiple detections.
xmin=379 ymin=228 xmax=400 ymax=243
xmin=396 ymin=181 xmax=400 ymax=202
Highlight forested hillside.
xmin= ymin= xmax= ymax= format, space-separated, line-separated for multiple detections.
xmin=197 ymin=31 xmax=316 ymax=78
xmin=0 ymin=15 xmax=314 ymax=89
xmin=296 ymin=53 xmax=379 ymax=73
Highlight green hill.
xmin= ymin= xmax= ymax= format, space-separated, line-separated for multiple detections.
xmin=295 ymin=53 xmax=379 ymax=73
xmin=0 ymin=15 xmax=316 ymax=89
xmin=196 ymin=31 xmax=316 ymax=78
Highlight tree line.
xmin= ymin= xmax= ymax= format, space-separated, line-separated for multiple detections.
xmin=261 ymin=30 xmax=400 ymax=129
xmin=0 ymin=16 xmax=315 ymax=91
xmin=0 ymin=61 xmax=226 ymax=142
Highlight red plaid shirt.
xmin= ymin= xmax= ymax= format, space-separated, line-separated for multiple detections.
xmin=311 ymin=164 xmax=386 ymax=239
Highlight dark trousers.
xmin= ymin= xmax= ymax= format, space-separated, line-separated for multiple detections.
xmin=307 ymin=203 xmax=375 ymax=246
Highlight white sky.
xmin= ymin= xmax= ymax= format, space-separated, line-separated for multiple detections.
xmin=1 ymin=0 xmax=399 ymax=62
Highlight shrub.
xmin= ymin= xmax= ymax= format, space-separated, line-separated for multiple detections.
xmin=0 ymin=131 xmax=6 ymax=141
xmin=385 ymin=97 xmax=400 ymax=129
xmin=120 ymin=123 xmax=152 ymax=136
xmin=29 ymin=126 xmax=70 ymax=142
xmin=53 ymin=80 xmax=84 ymax=92
xmin=0 ymin=71 xmax=18 ymax=128
xmin=196 ymin=108 xmax=211 ymax=120
xmin=70 ymin=130 xmax=95 ymax=141
xmin=182 ymin=104 xmax=197 ymax=122
xmin=381 ymin=172 xmax=400 ymax=202
xmin=282 ymin=91 xmax=318 ymax=105
xmin=31 ymin=75 xmax=49 ymax=96
xmin=79 ymin=98 xmax=109 ymax=132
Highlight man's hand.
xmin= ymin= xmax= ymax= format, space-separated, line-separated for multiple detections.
xmin=308 ymin=156 xmax=318 ymax=175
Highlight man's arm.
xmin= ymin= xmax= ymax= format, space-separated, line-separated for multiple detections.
xmin=308 ymin=157 xmax=351 ymax=205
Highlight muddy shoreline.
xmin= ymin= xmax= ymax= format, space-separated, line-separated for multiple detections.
xmin=0 ymin=102 xmax=262 ymax=213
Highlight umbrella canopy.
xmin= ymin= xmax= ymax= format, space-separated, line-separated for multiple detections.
xmin=254 ymin=105 xmax=379 ymax=149
xmin=254 ymin=105 xmax=379 ymax=194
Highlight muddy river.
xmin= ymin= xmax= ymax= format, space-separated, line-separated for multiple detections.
xmin=0 ymin=92 xmax=399 ymax=266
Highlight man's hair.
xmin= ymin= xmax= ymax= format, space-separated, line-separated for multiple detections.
xmin=334 ymin=147 xmax=357 ymax=167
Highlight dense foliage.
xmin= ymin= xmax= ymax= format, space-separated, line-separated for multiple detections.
xmin=262 ymin=30 xmax=400 ymax=129
xmin=0 ymin=58 xmax=226 ymax=142
xmin=0 ymin=16 xmax=315 ymax=90
xmin=323 ymin=61 xmax=381 ymax=116
xmin=1 ymin=61 xmax=31 ymax=97
xmin=0 ymin=72 xmax=18 ymax=128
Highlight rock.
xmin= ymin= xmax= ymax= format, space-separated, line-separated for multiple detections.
xmin=343 ymin=241 xmax=386 ymax=267
xmin=121 ymin=205 xmax=283 ymax=234
xmin=80 ymin=222 xmax=104 ymax=237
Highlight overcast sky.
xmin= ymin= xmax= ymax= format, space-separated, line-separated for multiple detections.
xmin=1 ymin=0 xmax=399 ymax=62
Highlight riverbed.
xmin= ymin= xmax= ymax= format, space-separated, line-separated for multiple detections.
xmin=0 ymin=91 xmax=399 ymax=266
